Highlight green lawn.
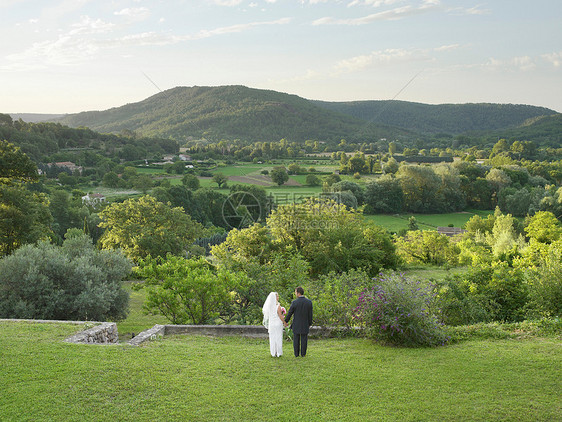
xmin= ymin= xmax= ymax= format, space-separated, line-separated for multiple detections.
xmin=1 ymin=321 xmax=560 ymax=421
xmin=364 ymin=210 xmax=494 ymax=233
xmin=117 ymin=282 xmax=169 ymax=341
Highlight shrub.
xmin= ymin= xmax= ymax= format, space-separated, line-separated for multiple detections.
xmin=433 ymin=277 xmax=494 ymax=326
xmin=525 ymin=240 xmax=562 ymax=318
xmin=436 ymin=262 xmax=528 ymax=325
xmin=354 ymin=273 xmax=449 ymax=347
xmin=309 ymin=269 xmax=372 ymax=329
xmin=0 ymin=233 xmax=131 ymax=321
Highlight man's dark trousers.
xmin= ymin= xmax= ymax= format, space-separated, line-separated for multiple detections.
xmin=293 ymin=333 xmax=308 ymax=357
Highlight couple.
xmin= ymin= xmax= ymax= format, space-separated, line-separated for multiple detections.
xmin=262 ymin=287 xmax=313 ymax=358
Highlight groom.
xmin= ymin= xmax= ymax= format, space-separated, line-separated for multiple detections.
xmin=284 ymin=287 xmax=313 ymax=357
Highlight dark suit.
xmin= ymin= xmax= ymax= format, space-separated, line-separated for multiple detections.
xmin=285 ymin=296 xmax=313 ymax=357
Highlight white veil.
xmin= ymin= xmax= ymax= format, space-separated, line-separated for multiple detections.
xmin=262 ymin=292 xmax=278 ymax=332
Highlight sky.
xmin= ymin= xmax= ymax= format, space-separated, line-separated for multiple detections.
xmin=1 ymin=0 xmax=561 ymax=114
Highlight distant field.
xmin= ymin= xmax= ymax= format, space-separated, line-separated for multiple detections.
xmin=364 ymin=210 xmax=493 ymax=232
xmin=136 ymin=167 xmax=166 ymax=174
xmin=209 ymin=165 xmax=263 ymax=177
xmin=81 ymin=187 xmax=142 ymax=198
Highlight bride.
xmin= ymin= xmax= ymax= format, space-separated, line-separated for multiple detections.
xmin=262 ymin=292 xmax=286 ymax=357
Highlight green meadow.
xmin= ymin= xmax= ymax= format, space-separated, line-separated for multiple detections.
xmin=1 ymin=320 xmax=560 ymax=422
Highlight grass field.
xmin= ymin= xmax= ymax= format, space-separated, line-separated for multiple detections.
xmin=364 ymin=210 xmax=494 ymax=232
xmin=1 ymin=320 xmax=560 ymax=421
xmin=117 ymin=282 xmax=169 ymax=341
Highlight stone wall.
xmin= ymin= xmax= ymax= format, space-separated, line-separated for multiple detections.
xmin=128 ymin=324 xmax=333 ymax=346
xmin=1 ymin=319 xmax=119 ymax=345
xmin=64 ymin=322 xmax=118 ymax=344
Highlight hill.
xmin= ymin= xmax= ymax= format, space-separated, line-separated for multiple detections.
xmin=477 ymin=114 xmax=562 ymax=147
xmin=312 ymin=99 xmax=558 ymax=135
xmin=9 ymin=113 xmax=65 ymax=123
xmin=54 ymin=86 xmax=413 ymax=143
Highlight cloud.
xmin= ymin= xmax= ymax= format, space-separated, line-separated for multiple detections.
xmin=69 ymin=16 xmax=115 ymax=35
xmin=434 ymin=44 xmax=460 ymax=52
xmin=313 ymin=0 xmax=440 ymax=25
xmin=447 ymin=5 xmax=490 ymax=15
xmin=347 ymin=0 xmax=403 ymax=7
xmin=542 ymin=52 xmax=562 ymax=67
xmin=333 ymin=48 xmax=429 ymax=74
xmin=512 ymin=56 xmax=535 ymax=71
xmin=482 ymin=56 xmax=537 ymax=72
xmin=3 ymin=16 xmax=292 ymax=71
xmin=186 ymin=17 xmax=291 ymax=40
xmin=211 ymin=0 xmax=244 ymax=5
xmin=114 ymin=7 xmax=150 ymax=21
xmin=5 ymin=34 xmax=100 ymax=68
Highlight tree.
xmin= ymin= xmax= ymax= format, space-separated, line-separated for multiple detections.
xmin=525 ymin=211 xmax=562 ymax=244
xmin=486 ymin=168 xmax=511 ymax=191
xmin=211 ymin=224 xmax=310 ymax=320
xmin=212 ymin=172 xmax=228 ymax=188
xmin=102 ymin=171 xmax=119 ymax=188
xmin=397 ymin=165 xmax=441 ymax=213
xmin=287 ymin=163 xmax=301 ymax=175
xmin=323 ymin=173 xmax=341 ymax=186
xmin=151 ymin=185 xmax=205 ymax=223
xmin=131 ymin=174 xmax=153 ymax=194
xmin=306 ymin=174 xmax=321 ymax=186
xmin=388 ymin=141 xmax=397 ymax=156
xmin=182 ymin=173 xmax=200 ymax=190
xmin=225 ymin=184 xmax=269 ymax=228
xmin=49 ymin=189 xmax=81 ymax=240
xmin=193 ymin=188 xmax=229 ymax=229
xmin=364 ymin=175 xmax=403 ymax=214
xmin=171 ymin=160 xmax=186 ymax=174
xmin=133 ymin=255 xmax=247 ymax=324
xmin=486 ymin=212 xmax=524 ymax=259
xmin=331 ymin=181 xmax=364 ymax=205
xmin=346 ymin=153 xmax=368 ymax=174
xmin=395 ymin=230 xmax=458 ymax=265
xmin=270 ymin=166 xmax=289 ymax=186
xmin=0 ymin=233 xmax=131 ymax=321
xmin=384 ymin=157 xmax=399 ymax=174
xmin=0 ymin=185 xmax=52 ymax=256
xmin=491 ymin=138 xmax=510 ymax=156
xmin=267 ymin=198 xmax=396 ymax=276
xmin=98 ymin=195 xmax=203 ymax=262
xmin=408 ymin=216 xmax=419 ymax=231
xmin=434 ymin=164 xmax=466 ymax=212
xmin=0 ymin=140 xmax=38 ymax=185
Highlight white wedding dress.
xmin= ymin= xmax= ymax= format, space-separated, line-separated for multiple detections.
xmin=263 ymin=292 xmax=283 ymax=357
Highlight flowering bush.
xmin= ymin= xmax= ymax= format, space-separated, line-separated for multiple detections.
xmin=354 ymin=273 xmax=449 ymax=347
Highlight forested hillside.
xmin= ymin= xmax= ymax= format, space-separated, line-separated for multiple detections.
xmin=475 ymin=114 xmax=562 ymax=147
xmin=0 ymin=114 xmax=178 ymax=163
xmin=54 ymin=86 xmax=413 ymax=143
xmin=313 ymin=99 xmax=558 ymax=136
xmin=9 ymin=113 xmax=65 ymax=123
